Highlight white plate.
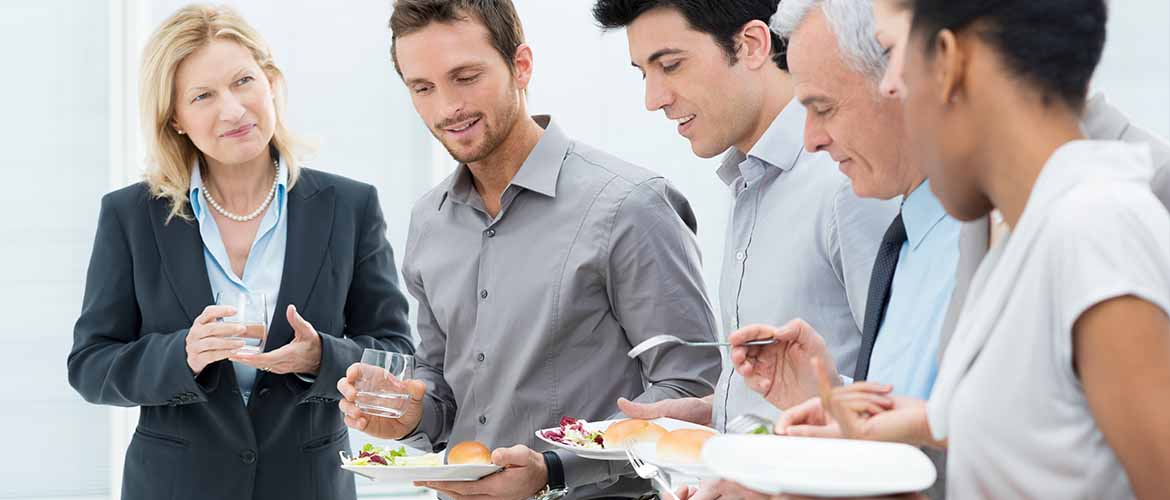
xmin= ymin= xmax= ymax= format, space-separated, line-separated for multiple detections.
xmin=535 ymin=418 xmax=715 ymax=460
xmin=342 ymin=463 xmax=502 ymax=482
xmin=701 ymin=435 xmax=937 ymax=497
xmin=630 ymin=441 xmax=716 ymax=479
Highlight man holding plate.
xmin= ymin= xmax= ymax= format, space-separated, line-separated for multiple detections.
xmin=337 ymin=1 xmax=721 ymax=499
xmin=591 ymin=0 xmax=894 ymax=432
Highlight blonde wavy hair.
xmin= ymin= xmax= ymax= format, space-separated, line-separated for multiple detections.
xmin=141 ymin=4 xmax=308 ymax=222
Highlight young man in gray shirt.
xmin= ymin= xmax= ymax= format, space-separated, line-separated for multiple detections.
xmin=338 ymin=1 xmax=721 ymax=499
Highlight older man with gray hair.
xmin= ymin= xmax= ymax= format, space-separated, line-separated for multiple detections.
xmin=731 ymin=0 xmax=961 ymax=417
xmin=717 ymin=1 xmax=959 ymax=498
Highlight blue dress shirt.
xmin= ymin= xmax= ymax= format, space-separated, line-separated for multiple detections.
xmin=189 ymin=159 xmax=288 ymax=404
xmin=866 ymin=180 xmax=960 ymax=399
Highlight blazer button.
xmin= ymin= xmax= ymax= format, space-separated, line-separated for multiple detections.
xmin=257 ymin=387 xmax=271 ymax=398
xmin=478 ymin=415 xmax=487 ymax=424
xmin=476 ymin=353 xmax=485 ymax=362
xmin=240 ymin=449 xmax=257 ymax=464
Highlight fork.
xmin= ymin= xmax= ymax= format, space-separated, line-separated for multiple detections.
xmin=625 ymin=448 xmax=680 ymax=500
xmin=726 ymin=413 xmax=773 ymax=435
xmin=627 ymin=334 xmax=777 ymax=359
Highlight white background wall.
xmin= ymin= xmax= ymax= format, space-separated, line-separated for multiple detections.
xmin=0 ymin=2 xmax=114 ymax=498
xmin=1 ymin=1 xmax=1166 ymax=498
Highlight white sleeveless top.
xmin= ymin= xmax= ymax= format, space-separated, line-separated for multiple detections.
xmin=927 ymin=140 xmax=1170 ymax=499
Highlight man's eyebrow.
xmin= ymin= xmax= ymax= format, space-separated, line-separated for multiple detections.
xmin=800 ymin=95 xmax=832 ymax=107
xmin=646 ymin=48 xmax=685 ymax=65
xmin=632 ymin=48 xmax=687 ymax=69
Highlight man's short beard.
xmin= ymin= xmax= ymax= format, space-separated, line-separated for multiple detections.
xmin=441 ymin=85 xmax=522 ymax=164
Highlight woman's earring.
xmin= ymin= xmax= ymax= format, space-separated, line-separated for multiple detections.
xmin=176 ymin=129 xmax=186 ymax=135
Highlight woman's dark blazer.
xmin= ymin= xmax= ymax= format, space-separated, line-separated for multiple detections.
xmin=67 ymin=168 xmax=414 ymax=500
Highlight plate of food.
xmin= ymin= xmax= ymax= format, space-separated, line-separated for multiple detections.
xmin=631 ymin=428 xmax=719 ymax=478
xmin=340 ymin=441 xmax=502 ymax=482
xmin=701 ymin=434 xmax=937 ymax=497
xmin=535 ymin=416 xmax=714 ymax=460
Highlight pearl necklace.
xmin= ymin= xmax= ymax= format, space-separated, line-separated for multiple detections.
xmin=202 ymin=158 xmax=280 ymax=222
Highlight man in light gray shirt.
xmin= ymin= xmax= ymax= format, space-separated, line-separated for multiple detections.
xmin=594 ymin=0 xmax=896 ymax=435
xmin=338 ymin=2 xmax=720 ymax=500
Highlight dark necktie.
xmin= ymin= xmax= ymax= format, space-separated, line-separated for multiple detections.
xmin=853 ymin=213 xmax=908 ymax=381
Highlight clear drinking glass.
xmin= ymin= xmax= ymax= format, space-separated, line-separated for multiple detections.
xmin=355 ymin=348 xmax=414 ymax=418
xmin=214 ymin=291 xmax=268 ymax=355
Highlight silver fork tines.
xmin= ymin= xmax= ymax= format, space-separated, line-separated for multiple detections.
xmin=625 ymin=448 xmax=680 ymax=500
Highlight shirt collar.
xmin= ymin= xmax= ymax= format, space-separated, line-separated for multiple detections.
xmin=442 ymin=115 xmax=568 ymax=208
xmin=1029 ymin=139 xmax=1154 ymax=211
xmin=717 ymin=99 xmax=807 ymax=186
xmin=901 ymin=180 xmax=949 ymax=250
xmin=1081 ymin=92 xmax=1129 ymax=141
xmin=189 ymin=154 xmax=288 ymax=220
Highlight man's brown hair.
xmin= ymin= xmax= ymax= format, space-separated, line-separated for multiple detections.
xmin=389 ymin=0 xmax=526 ymax=77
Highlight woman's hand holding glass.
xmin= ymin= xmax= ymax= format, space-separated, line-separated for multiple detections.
xmin=185 ymin=305 xmax=248 ymax=376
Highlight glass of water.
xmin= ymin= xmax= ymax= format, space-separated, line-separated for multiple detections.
xmin=215 ymin=291 xmax=268 ymax=355
xmin=355 ymin=348 xmax=414 ymax=418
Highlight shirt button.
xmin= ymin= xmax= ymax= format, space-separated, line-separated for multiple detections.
xmin=486 ymin=228 xmax=496 ymax=238
xmin=478 ymin=415 xmax=487 ymax=424
xmin=240 ymin=449 xmax=257 ymax=464
xmin=476 ymin=353 xmax=486 ymax=362
xmin=735 ymin=251 xmax=746 ymax=261
xmin=480 ymin=289 xmax=488 ymax=300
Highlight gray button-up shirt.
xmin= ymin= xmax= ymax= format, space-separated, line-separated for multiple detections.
xmin=712 ymin=100 xmax=898 ymax=430
xmin=401 ymin=116 xmax=721 ymax=498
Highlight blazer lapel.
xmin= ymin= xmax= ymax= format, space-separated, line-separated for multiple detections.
xmin=149 ymin=198 xmax=214 ymax=324
xmin=149 ymin=194 xmax=248 ymax=414
xmin=267 ymin=171 xmax=335 ymax=352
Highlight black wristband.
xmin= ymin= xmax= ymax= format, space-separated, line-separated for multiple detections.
xmin=542 ymin=451 xmax=566 ymax=491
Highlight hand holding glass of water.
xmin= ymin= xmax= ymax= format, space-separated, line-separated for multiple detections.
xmin=355 ymin=348 xmax=414 ymax=418
xmin=215 ymin=291 xmax=268 ymax=355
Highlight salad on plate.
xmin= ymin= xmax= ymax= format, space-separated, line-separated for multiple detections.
xmin=540 ymin=417 xmax=606 ymax=449
xmin=343 ymin=444 xmax=443 ymax=467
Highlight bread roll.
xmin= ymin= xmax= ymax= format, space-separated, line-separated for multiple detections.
xmin=447 ymin=441 xmax=492 ymax=465
xmin=604 ymin=419 xmax=668 ymax=448
xmin=655 ymin=429 xmax=715 ymax=464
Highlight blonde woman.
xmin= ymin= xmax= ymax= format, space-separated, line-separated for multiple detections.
xmin=67 ymin=5 xmax=412 ymax=499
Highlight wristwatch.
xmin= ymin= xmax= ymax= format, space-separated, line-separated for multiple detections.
xmin=535 ymin=451 xmax=569 ymax=500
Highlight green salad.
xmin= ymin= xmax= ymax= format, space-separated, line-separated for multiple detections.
xmin=346 ymin=444 xmax=444 ymax=467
